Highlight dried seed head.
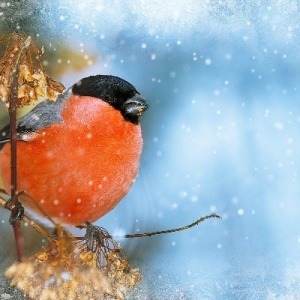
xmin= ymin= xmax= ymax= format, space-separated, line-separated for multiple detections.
xmin=0 ymin=32 xmax=65 ymax=108
xmin=5 ymin=260 xmax=112 ymax=300
xmin=5 ymin=226 xmax=141 ymax=300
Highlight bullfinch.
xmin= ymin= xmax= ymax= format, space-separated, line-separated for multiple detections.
xmin=0 ymin=75 xmax=148 ymax=226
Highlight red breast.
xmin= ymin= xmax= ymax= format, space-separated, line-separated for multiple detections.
xmin=0 ymin=95 xmax=143 ymax=225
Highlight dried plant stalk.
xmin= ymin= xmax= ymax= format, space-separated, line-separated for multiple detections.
xmin=0 ymin=32 xmax=65 ymax=262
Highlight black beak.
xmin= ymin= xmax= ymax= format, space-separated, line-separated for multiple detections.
xmin=122 ymin=94 xmax=148 ymax=124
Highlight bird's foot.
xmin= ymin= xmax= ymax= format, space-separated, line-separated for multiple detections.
xmin=5 ymin=198 xmax=25 ymax=225
xmin=84 ymin=222 xmax=114 ymax=253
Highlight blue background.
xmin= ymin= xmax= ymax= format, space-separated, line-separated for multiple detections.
xmin=1 ymin=1 xmax=300 ymax=299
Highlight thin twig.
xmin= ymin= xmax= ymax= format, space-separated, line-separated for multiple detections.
xmin=1 ymin=192 xmax=221 ymax=243
xmin=125 ymin=213 xmax=222 ymax=238
xmin=8 ymin=35 xmax=31 ymax=203
xmin=77 ymin=213 xmax=222 ymax=240
xmin=7 ymin=36 xmax=32 ymax=262
xmin=0 ymin=195 xmax=54 ymax=242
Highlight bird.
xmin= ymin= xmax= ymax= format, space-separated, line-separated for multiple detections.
xmin=0 ymin=75 xmax=148 ymax=226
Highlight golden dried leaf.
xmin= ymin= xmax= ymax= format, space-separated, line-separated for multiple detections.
xmin=0 ymin=84 xmax=9 ymax=101
xmin=28 ymin=86 xmax=37 ymax=101
xmin=35 ymin=250 xmax=49 ymax=262
xmin=46 ymin=85 xmax=57 ymax=100
xmin=17 ymin=74 xmax=24 ymax=85
xmin=47 ymin=77 xmax=65 ymax=93
xmin=35 ymin=85 xmax=45 ymax=97
xmin=24 ymin=73 xmax=34 ymax=82
xmin=19 ymin=64 xmax=32 ymax=82
xmin=17 ymin=84 xmax=26 ymax=98
xmin=79 ymin=251 xmax=97 ymax=267
xmin=32 ymin=72 xmax=43 ymax=81
xmin=37 ymin=73 xmax=47 ymax=87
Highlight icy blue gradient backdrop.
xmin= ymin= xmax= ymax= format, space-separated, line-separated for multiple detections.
xmin=1 ymin=1 xmax=300 ymax=299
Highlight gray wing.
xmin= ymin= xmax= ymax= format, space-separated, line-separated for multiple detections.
xmin=0 ymin=88 xmax=71 ymax=145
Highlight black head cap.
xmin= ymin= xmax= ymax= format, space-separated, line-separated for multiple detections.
xmin=72 ymin=75 xmax=148 ymax=124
